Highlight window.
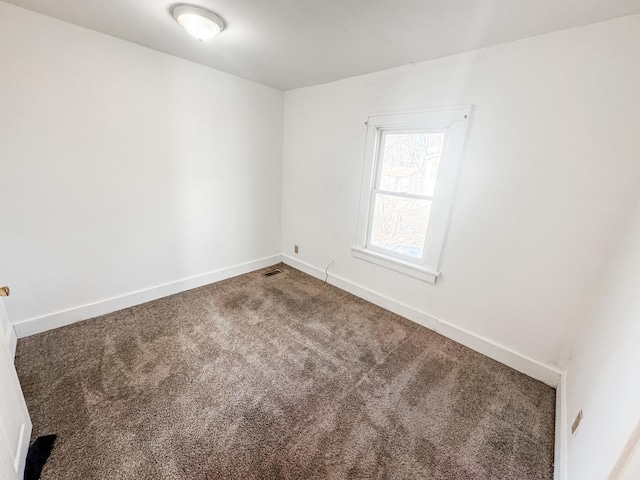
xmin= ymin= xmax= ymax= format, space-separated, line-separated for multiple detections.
xmin=353 ymin=106 xmax=473 ymax=283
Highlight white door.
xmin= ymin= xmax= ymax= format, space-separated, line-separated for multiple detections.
xmin=0 ymin=298 xmax=32 ymax=480
xmin=617 ymin=424 xmax=640 ymax=480
xmin=620 ymin=446 xmax=640 ymax=480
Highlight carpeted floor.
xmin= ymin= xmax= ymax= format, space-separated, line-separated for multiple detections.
xmin=15 ymin=264 xmax=555 ymax=479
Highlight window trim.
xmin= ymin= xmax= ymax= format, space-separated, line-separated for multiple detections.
xmin=352 ymin=106 xmax=473 ymax=284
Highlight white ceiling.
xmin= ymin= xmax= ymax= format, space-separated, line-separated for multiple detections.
xmin=5 ymin=0 xmax=640 ymax=90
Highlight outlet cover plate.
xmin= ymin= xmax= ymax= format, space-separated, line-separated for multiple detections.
xmin=571 ymin=410 xmax=583 ymax=436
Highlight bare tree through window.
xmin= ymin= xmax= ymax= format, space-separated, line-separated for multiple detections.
xmin=370 ymin=132 xmax=445 ymax=259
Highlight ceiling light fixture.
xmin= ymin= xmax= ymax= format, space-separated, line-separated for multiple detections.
xmin=171 ymin=5 xmax=224 ymax=41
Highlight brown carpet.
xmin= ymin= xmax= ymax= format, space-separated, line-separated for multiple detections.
xmin=15 ymin=264 xmax=555 ymax=479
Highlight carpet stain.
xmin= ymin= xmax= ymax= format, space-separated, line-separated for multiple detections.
xmin=15 ymin=264 xmax=555 ymax=479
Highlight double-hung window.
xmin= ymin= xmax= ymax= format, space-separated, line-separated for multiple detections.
xmin=353 ymin=106 xmax=473 ymax=283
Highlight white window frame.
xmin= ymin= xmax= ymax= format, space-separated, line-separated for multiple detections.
xmin=352 ymin=106 xmax=473 ymax=284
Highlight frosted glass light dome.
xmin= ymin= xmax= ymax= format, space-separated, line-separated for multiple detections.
xmin=172 ymin=5 xmax=224 ymax=41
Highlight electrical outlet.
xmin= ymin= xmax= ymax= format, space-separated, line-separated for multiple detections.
xmin=294 ymin=245 xmax=299 ymax=254
xmin=571 ymin=410 xmax=583 ymax=436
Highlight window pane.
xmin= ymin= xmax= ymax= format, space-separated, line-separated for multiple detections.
xmin=369 ymin=193 xmax=432 ymax=259
xmin=379 ymin=132 xmax=445 ymax=197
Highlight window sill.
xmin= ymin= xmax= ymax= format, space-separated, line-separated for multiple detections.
xmin=351 ymin=247 xmax=440 ymax=284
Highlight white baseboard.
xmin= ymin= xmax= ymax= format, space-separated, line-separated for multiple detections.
xmin=14 ymin=252 xmax=563 ymax=386
xmin=554 ymin=373 xmax=567 ymax=480
xmin=11 ymin=252 xmax=566 ymax=474
xmin=282 ymin=254 xmax=562 ymax=387
xmin=13 ymin=255 xmax=282 ymax=338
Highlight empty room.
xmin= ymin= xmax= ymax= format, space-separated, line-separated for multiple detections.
xmin=1 ymin=0 xmax=639 ymax=479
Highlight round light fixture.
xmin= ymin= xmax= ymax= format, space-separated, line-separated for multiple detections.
xmin=172 ymin=5 xmax=224 ymax=41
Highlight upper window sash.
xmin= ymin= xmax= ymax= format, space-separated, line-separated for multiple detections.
xmin=373 ymin=128 xmax=449 ymax=197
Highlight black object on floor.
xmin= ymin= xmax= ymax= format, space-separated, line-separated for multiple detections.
xmin=24 ymin=434 xmax=56 ymax=480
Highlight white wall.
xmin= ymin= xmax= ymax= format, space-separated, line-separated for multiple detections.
xmin=281 ymin=15 xmax=640 ymax=372
xmin=564 ymin=199 xmax=640 ymax=479
xmin=0 ymin=2 xmax=284 ymax=325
